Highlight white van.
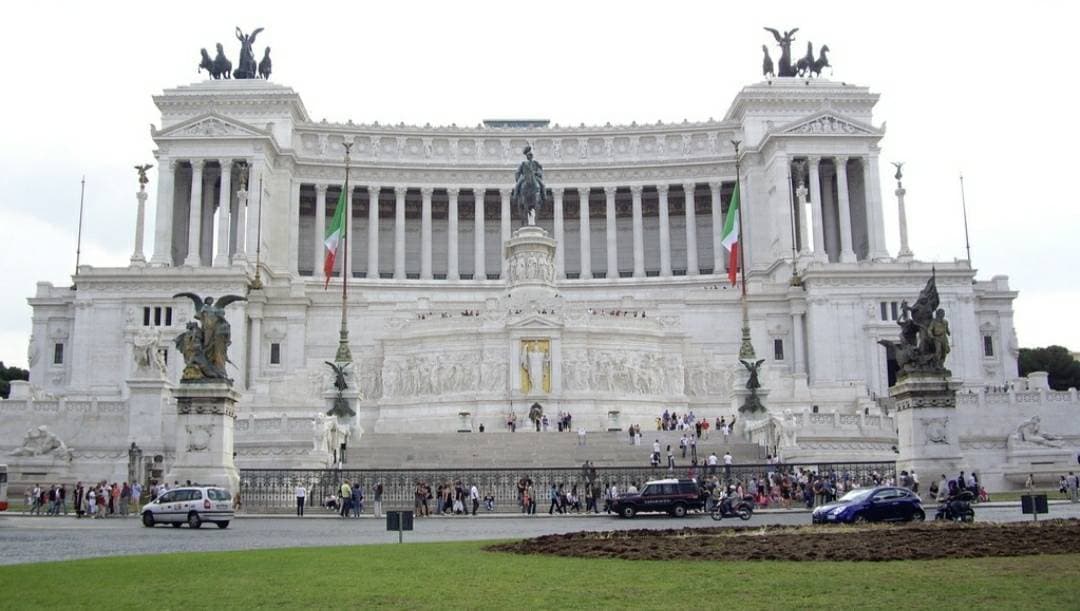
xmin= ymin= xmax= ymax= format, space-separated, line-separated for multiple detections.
xmin=141 ymin=486 xmax=234 ymax=529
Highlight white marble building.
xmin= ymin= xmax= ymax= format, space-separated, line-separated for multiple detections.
xmin=8 ymin=75 xmax=1060 ymax=487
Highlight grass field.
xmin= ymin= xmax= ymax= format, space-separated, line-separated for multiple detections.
xmin=1 ymin=541 xmax=1078 ymax=610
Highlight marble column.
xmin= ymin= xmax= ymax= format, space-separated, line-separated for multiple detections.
xmin=313 ymin=184 xmax=327 ymax=280
xmin=709 ymin=181 xmax=724 ymax=274
xmin=394 ymin=186 xmax=406 ymax=279
xmin=214 ymin=160 xmax=232 ymax=267
xmin=420 ymin=187 xmax=433 ymax=279
xmin=347 ymin=186 xmax=358 ymax=279
xmin=658 ymin=184 xmax=672 ymax=276
xmin=288 ymin=179 xmax=300 ymax=275
xmin=792 ymin=310 xmax=806 ymax=375
xmin=131 ymin=183 xmax=148 ymax=267
xmin=246 ymin=162 xmax=263 ymax=268
xmin=808 ymin=156 xmax=826 ymax=262
xmin=447 ymin=188 xmax=460 ymax=280
xmin=183 ymin=160 xmax=204 ymax=267
xmin=473 ymin=188 xmax=486 ymax=280
xmin=233 ymin=172 xmax=248 ymax=265
xmin=865 ymin=155 xmax=890 ymax=260
xmin=500 ymin=188 xmax=511 ymax=278
xmin=683 ymin=182 xmax=699 ymax=275
xmin=578 ymin=188 xmax=592 ymax=279
xmin=604 ymin=186 xmax=618 ymax=279
xmin=150 ymin=159 xmax=174 ymax=266
xmin=631 ymin=185 xmax=644 ymax=277
xmin=552 ymin=187 xmax=565 ymax=279
xmin=896 ymin=180 xmax=914 ymax=261
xmin=367 ymin=186 xmax=380 ymax=278
xmin=795 ymin=180 xmax=811 ymax=256
xmin=835 ymin=156 xmax=856 ymax=262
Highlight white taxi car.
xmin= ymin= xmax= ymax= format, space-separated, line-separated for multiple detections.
xmin=141 ymin=486 xmax=234 ymax=529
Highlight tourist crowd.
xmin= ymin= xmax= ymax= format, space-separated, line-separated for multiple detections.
xmin=25 ymin=481 xmax=143 ymax=518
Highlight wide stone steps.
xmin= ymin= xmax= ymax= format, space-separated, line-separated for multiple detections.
xmin=344 ymin=430 xmax=766 ymax=469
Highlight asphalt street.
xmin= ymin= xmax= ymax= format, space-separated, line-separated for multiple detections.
xmin=2 ymin=503 xmax=1079 ymax=566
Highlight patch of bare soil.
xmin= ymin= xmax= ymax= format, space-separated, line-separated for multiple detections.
xmin=487 ymin=519 xmax=1080 ymax=562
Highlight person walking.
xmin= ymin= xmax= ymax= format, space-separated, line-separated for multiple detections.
xmin=339 ymin=481 xmax=352 ymax=518
xmin=667 ymin=445 xmax=676 ymax=472
xmin=373 ymin=482 xmax=384 ymax=518
xmin=295 ymin=484 xmax=306 ymax=516
xmin=470 ymin=483 xmax=480 ymax=516
xmin=1068 ymin=472 xmax=1080 ymax=503
xmin=723 ymin=451 xmax=733 ymax=481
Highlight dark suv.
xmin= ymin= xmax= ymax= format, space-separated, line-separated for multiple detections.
xmin=612 ymin=478 xmax=705 ymax=518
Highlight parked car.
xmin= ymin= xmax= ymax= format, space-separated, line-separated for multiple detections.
xmin=612 ymin=478 xmax=705 ymax=518
xmin=811 ymin=486 xmax=924 ymax=524
xmin=142 ymin=486 xmax=234 ymax=529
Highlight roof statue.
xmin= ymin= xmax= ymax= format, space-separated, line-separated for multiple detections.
xmin=233 ymin=27 xmax=264 ymax=79
xmin=764 ymin=27 xmax=799 ymax=77
xmin=511 ymin=145 xmax=546 ymax=226
xmin=198 ymin=29 xmax=270 ymax=80
xmin=134 ymin=164 xmax=153 ymax=187
xmin=879 ymin=273 xmax=952 ymax=377
xmin=761 ymin=45 xmax=775 ymax=78
xmin=173 ymin=292 xmax=247 ymax=383
xmin=763 ymin=28 xmax=830 ymax=78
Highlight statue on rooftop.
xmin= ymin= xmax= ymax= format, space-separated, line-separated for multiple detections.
xmin=233 ymin=27 xmax=264 ymax=79
xmin=764 ymin=27 xmax=799 ymax=77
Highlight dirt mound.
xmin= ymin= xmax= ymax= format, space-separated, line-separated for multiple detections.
xmin=488 ymin=519 xmax=1080 ymax=562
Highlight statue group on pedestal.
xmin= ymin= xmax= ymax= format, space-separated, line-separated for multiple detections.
xmin=879 ymin=274 xmax=952 ymax=376
xmin=173 ymin=293 xmax=247 ymax=383
xmin=198 ymin=27 xmax=272 ymax=80
xmin=762 ymin=27 xmax=830 ymax=78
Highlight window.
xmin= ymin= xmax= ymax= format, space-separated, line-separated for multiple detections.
xmin=891 ymin=301 xmax=899 ymax=321
xmin=270 ymin=343 xmax=281 ymax=365
xmin=143 ymin=307 xmax=151 ymax=326
xmin=880 ymin=302 xmax=888 ymax=321
xmin=208 ymin=489 xmax=231 ymax=501
xmin=143 ymin=306 xmax=174 ymax=327
xmin=983 ymin=335 xmax=994 ymax=358
xmin=773 ymin=339 xmax=784 ymax=361
xmin=153 ymin=307 xmax=162 ymax=326
xmin=165 ymin=307 xmax=173 ymax=326
xmin=53 ymin=343 xmax=64 ymax=365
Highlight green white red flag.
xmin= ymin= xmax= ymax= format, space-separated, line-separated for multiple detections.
xmin=720 ymin=182 xmax=740 ymax=286
xmin=323 ymin=190 xmax=346 ymax=288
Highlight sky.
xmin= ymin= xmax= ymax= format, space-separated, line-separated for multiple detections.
xmin=1 ymin=1 xmax=1078 ymax=369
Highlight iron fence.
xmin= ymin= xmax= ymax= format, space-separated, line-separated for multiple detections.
xmin=239 ymin=461 xmax=896 ymax=514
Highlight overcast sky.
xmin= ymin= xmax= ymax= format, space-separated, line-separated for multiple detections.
xmin=1 ymin=1 xmax=1078 ymax=369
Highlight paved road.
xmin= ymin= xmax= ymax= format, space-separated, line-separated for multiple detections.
xmin=2 ymin=503 xmax=1079 ymax=566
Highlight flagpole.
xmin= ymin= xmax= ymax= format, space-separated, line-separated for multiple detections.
xmin=335 ymin=143 xmax=353 ymax=364
xmin=731 ymin=141 xmax=756 ymax=361
xmin=250 ymin=172 xmax=265 ymax=290
xmin=959 ymin=173 xmax=972 ymax=269
xmin=73 ymin=175 xmax=86 ymax=290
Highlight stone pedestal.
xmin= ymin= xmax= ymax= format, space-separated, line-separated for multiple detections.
xmin=166 ymin=383 xmax=240 ymax=494
xmin=505 ymin=225 xmax=557 ymax=300
xmin=893 ymin=372 xmax=963 ymax=477
xmin=126 ymin=378 xmax=173 ymax=455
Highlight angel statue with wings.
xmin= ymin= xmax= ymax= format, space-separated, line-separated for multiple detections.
xmin=173 ymin=292 xmax=247 ymax=383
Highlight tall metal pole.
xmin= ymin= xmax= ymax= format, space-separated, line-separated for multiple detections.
xmin=251 ymin=172 xmax=265 ymax=290
xmin=335 ymin=143 xmax=354 ymax=364
xmin=959 ymin=173 xmax=972 ymax=268
xmin=786 ymin=163 xmax=801 ymax=287
xmin=732 ymin=141 xmax=756 ymax=361
xmin=73 ymin=176 xmax=86 ymax=290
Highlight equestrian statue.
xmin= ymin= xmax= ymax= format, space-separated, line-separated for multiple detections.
xmin=512 ymin=145 xmax=546 ymax=226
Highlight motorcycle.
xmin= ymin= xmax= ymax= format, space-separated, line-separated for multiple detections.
xmin=710 ymin=495 xmax=754 ymax=521
xmin=934 ymin=490 xmax=975 ymax=522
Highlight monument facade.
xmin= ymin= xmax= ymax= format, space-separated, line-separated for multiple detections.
xmin=5 ymin=40 xmax=1074 ymax=490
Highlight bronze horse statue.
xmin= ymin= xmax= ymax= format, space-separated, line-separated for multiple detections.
xmin=512 ymin=146 xmax=546 ymax=226
xmin=761 ymin=45 xmax=774 ymax=78
xmin=212 ymin=43 xmax=232 ymax=79
xmin=796 ymin=42 xmax=815 ymax=77
xmin=258 ymin=46 xmax=272 ymax=80
xmin=811 ymin=45 xmax=831 ymax=77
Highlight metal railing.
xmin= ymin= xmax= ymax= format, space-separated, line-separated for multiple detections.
xmin=239 ymin=461 xmax=896 ymax=514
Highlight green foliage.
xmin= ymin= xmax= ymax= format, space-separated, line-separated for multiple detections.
xmin=0 ymin=541 xmax=1078 ymax=609
xmin=0 ymin=361 xmax=29 ymax=399
xmin=1019 ymin=346 xmax=1080 ymax=391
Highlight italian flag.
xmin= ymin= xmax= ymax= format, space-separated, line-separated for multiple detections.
xmin=323 ymin=190 xmax=347 ymax=288
xmin=720 ymin=182 xmax=740 ymax=286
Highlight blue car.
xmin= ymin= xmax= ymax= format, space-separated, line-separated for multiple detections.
xmin=811 ymin=486 xmax=925 ymax=524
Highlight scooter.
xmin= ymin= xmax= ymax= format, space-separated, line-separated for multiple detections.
xmin=710 ymin=495 xmax=754 ymax=521
xmin=934 ymin=490 xmax=975 ymax=522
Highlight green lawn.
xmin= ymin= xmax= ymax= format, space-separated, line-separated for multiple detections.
xmin=1 ymin=541 xmax=1078 ymax=609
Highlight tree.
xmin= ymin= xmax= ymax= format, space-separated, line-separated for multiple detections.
xmin=0 ymin=361 xmax=30 ymax=399
xmin=1018 ymin=346 xmax=1080 ymax=391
